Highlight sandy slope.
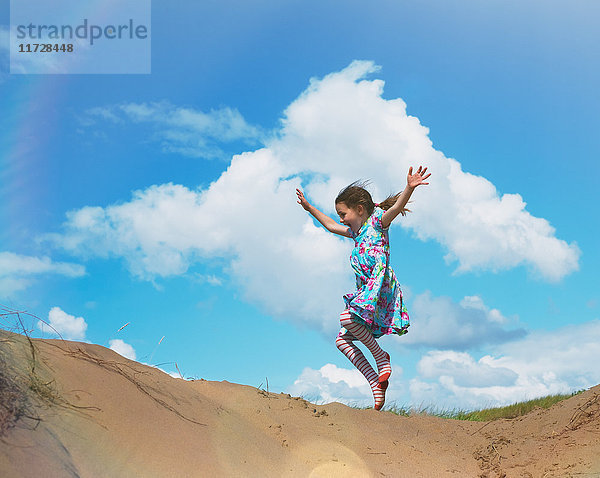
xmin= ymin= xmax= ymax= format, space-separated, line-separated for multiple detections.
xmin=1 ymin=330 xmax=599 ymax=478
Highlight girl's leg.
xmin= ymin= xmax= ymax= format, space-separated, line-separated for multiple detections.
xmin=336 ymin=312 xmax=387 ymax=410
xmin=339 ymin=310 xmax=392 ymax=383
xmin=335 ymin=330 xmax=386 ymax=410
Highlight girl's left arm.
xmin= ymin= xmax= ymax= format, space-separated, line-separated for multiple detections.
xmin=381 ymin=166 xmax=430 ymax=229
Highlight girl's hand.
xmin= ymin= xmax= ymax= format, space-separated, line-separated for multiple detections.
xmin=382 ymin=166 xmax=430 ymax=228
xmin=296 ymin=188 xmax=311 ymax=211
xmin=296 ymin=188 xmax=351 ymax=237
xmin=407 ymin=166 xmax=431 ymax=189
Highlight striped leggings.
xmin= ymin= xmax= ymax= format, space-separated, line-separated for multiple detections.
xmin=335 ymin=309 xmax=392 ymax=410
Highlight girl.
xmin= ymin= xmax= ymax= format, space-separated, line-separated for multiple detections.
xmin=296 ymin=166 xmax=430 ymax=410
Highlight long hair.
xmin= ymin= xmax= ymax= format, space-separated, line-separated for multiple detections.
xmin=335 ymin=180 xmax=411 ymax=216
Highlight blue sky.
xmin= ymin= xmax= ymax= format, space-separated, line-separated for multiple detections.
xmin=1 ymin=0 xmax=599 ymax=410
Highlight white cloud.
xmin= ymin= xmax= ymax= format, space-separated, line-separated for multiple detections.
xmin=287 ymin=362 xmax=404 ymax=407
xmin=0 ymin=277 xmax=32 ymax=298
xmin=48 ymin=61 xmax=579 ymax=334
xmin=0 ymin=251 xmax=85 ymax=298
xmin=191 ymin=273 xmax=223 ymax=286
xmin=460 ymin=295 xmax=507 ymax=324
xmin=46 ymin=171 xmax=353 ymax=335
xmin=400 ymin=291 xmax=526 ymax=350
xmin=38 ymin=306 xmax=88 ymax=340
xmin=417 ymin=350 xmax=518 ymax=388
xmin=109 ymin=339 xmax=137 ymax=361
xmin=428 ymin=161 xmax=580 ymax=282
xmin=410 ymin=319 xmax=600 ymax=410
xmin=0 ymin=251 xmax=85 ymax=277
xmin=83 ymin=101 xmax=264 ymax=159
xmin=269 ymin=61 xmax=579 ymax=281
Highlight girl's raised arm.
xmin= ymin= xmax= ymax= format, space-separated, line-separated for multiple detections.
xmin=381 ymin=166 xmax=431 ymax=229
xmin=296 ymin=189 xmax=352 ymax=238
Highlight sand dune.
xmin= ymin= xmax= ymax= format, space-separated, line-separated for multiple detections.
xmin=1 ymin=330 xmax=599 ymax=478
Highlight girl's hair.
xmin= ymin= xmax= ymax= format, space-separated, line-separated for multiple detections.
xmin=335 ymin=180 xmax=411 ymax=216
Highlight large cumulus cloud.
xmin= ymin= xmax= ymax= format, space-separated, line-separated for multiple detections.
xmin=46 ymin=60 xmax=579 ymax=336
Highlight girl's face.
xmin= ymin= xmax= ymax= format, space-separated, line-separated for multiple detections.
xmin=335 ymin=202 xmax=367 ymax=233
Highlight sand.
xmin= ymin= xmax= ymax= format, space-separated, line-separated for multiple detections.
xmin=1 ymin=330 xmax=599 ymax=478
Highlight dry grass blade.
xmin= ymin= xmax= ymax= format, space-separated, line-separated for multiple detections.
xmin=64 ymin=347 xmax=207 ymax=426
xmin=568 ymin=393 xmax=600 ymax=431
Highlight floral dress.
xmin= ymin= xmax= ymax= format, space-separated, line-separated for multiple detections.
xmin=341 ymin=207 xmax=410 ymax=338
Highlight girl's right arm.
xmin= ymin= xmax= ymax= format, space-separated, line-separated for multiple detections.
xmin=296 ymin=189 xmax=352 ymax=238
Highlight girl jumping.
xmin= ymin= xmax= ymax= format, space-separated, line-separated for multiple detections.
xmin=296 ymin=166 xmax=430 ymax=410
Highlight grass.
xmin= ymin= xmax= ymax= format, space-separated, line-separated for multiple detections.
xmin=385 ymin=390 xmax=585 ymax=421
xmin=0 ymin=307 xmax=105 ymax=435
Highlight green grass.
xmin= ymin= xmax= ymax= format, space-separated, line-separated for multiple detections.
xmin=385 ymin=390 xmax=585 ymax=422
